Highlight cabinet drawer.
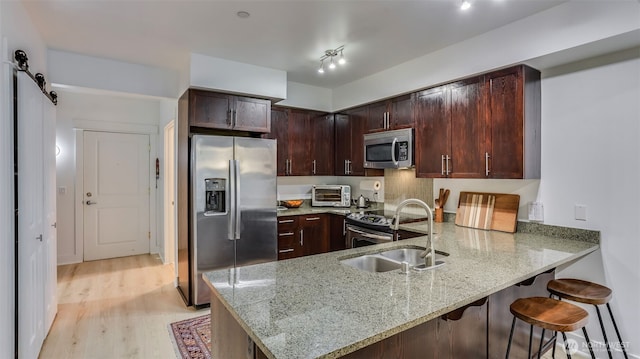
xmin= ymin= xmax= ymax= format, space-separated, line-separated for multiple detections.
xmin=277 ymin=216 xmax=298 ymax=230
xmin=277 ymin=230 xmax=300 ymax=260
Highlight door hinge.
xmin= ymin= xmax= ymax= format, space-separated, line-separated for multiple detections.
xmin=148 ymin=231 xmax=151 ymax=239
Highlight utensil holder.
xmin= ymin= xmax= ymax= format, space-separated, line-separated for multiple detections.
xmin=434 ymin=208 xmax=444 ymax=223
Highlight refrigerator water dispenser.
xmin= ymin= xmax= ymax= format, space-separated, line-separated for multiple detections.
xmin=205 ymin=178 xmax=226 ymax=214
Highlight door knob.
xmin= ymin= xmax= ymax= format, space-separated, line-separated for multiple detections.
xmin=86 ymin=200 xmax=97 ymax=205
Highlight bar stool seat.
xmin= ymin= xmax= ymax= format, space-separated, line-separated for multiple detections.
xmin=506 ymin=297 xmax=595 ymax=359
xmin=548 ymin=279 xmax=628 ymax=359
xmin=547 ymin=278 xmax=611 ymax=305
xmin=511 ymin=297 xmax=589 ymax=332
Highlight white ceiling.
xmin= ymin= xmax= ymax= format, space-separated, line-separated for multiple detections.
xmin=23 ymin=0 xmax=569 ymax=89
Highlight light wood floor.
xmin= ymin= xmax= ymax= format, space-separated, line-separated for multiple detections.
xmin=39 ymin=254 xmax=208 ymax=359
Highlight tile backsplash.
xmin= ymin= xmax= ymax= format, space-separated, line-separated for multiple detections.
xmin=384 ymin=169 xmax=434 ymax=212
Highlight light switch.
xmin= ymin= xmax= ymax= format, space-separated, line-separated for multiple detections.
xmin=528 ymin=202 xmax=544 ymax=222
xmin=575 ymin=205 xmax=587 ymax=221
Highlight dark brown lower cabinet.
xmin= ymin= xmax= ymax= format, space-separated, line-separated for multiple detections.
xmin=277 ymin=214 xmax=329 ymax=259
xmin=329 ymin=214 xmax=346 ymax=252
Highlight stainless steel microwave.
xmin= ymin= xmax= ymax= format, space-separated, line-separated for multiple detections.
xmin=363 ymin=128 xmax=414 ymax=169
xmin=311 ymin=185 xmax=351 ymax=207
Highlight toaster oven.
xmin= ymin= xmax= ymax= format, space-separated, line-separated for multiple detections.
xmin=311 ymin=185 xmax=351 ymax=207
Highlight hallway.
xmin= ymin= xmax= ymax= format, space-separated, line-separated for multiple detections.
xmin=39 ymin=255 xmax=206 ymax=358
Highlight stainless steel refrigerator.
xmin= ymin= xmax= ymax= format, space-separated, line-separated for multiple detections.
xmin=177 ymin=134 xmax=277 ymax=307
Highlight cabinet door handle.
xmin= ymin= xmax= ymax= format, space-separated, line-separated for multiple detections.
xmin=485 ymin=152 xmax=490 ymax=177
xmin=279 ymin=219 xmax=294 ymax=224
xmin=312 ymin=160 xmax=316 ymax=175
xmin=232 ymin=109 xmax=237 ymax=127
xmin=441 ymin=155 xmax=445 ymax=176
xmin=300 ymin=229 xmax=304 ymax=246
xmin=305 ymin=217 xmax=320 ymax=221
xmin=445 ymin=155 xmax=451 ymax=176
xmin=36 ymin=234 xmax=43 ymax=242
xmin=347 ymin=160 xmax=351 ymax=174
xmin=279 ymin=232 xmax=294 ymax=237
xmin=227 ymin=109 xmax=232 ymax=126
xmin=278 ymin=249 xmax=294 ymax=253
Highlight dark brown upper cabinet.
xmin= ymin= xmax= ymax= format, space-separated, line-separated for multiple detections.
xmin=485 ymin=65 xmax=541 ymax=179
xmin=265 ymin=107 xmax=289 ymax=176
xmin=335 ymin=107 xmax=383 ymax=177
xmin=366 ymin=94 xmax=414 ymax=132
xmin=335 ymin=108 xmax=366 ymax=176
xmin=266 ymin=107 xmax=333 ymax=176
xmin=310 ymin=113 xmax=335 ymax=175
xmin=189 ymin=89 xmax=271 ymax=133
xmin=415 ymin=76 xmax=486 ymax=178
xmin=415 ymin=65 xmax=540 ymax=179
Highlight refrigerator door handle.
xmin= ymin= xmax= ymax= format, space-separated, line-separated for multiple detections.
xmin=234 ymin=159 xmax=242 ymax=240
xmin=228 ymin=159 xmax=236 ymax=240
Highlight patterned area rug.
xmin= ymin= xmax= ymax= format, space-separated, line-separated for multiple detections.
xmin=168 ymin=315 xmax=212 ymax=359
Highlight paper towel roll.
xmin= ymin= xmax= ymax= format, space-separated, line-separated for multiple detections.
xmin=360 ymin=180 xmax=381 ymax=191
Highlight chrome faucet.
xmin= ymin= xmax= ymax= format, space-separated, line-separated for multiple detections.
xmin=391 ymin=198 xmax=435 ymax=267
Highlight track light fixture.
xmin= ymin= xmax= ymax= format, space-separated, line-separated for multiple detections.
xmin=317 ymin=45 xmax=345 ymax=74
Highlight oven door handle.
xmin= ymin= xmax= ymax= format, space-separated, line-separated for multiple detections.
xmin=348 ymin=227 xmax=393 ymax=241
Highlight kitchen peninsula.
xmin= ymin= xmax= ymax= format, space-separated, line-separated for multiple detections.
xmin=203 ymin=221 xmax=599 ymax=359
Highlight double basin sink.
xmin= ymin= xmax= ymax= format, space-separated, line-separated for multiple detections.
xmin=340 ymin=245 xmax=448 ymax=273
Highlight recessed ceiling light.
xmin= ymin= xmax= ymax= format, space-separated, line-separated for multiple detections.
xmin=237 ymin=11 xmax=250 ymax=19
xmin=460 ymin=1 xmax=471 ymax=10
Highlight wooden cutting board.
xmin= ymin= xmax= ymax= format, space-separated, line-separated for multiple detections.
xmin=455 ymin=192 xmax=520 ymax=233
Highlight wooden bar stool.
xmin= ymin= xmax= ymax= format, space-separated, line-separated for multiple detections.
xmin=506 ymin=297 xmax=596 ymax=359
xmin=548 ymin=279 xmax=628 ymax=359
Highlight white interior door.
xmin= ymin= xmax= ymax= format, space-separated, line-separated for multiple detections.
xmin=83 ymin=131 xmax=150 ymax=261
xmin=163 ymin=121 xmax=176 ymax=265
xmin=17 ymin=72 xmax=45 ymax=359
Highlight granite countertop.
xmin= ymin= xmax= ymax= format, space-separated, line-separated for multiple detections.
xmin=203 ymin=222 xmax=599 ymax=359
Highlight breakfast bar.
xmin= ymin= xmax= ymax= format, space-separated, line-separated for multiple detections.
xmin=203 ymin=221 xmax=599 ymax=359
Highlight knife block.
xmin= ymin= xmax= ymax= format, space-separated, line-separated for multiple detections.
xmin=434 ymin=208 xmax=444 ymax=223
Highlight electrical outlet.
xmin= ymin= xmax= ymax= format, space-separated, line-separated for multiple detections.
xmin=575 ymin=205 xmax=587 ymax=221
xmin=528 ymin=202 xmax=544 ymax=222
xmin=57 ymin=186 xmax=66 ymax=195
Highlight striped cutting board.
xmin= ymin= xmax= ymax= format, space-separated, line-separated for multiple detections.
xmin=454 ymin=192 xmax=520 ymax=233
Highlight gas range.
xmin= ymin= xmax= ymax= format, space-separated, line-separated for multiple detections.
xmin=345 ymin=209 xmax=429 ymax=233
xmin=346 ymin=211 xmax=392 ymax=226
xmin=345 ymin=210 xmax=394 ymax=233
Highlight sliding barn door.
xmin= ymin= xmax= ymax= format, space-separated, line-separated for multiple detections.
xmin=16 ymin=71 xmax=57 ymax=359
xmin=17 ymin=71 xmax=45 ymax=359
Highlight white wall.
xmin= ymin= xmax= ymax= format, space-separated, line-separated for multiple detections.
xmin=0 ymin=1 xmax=49 ymax=357
xmin=277 ymin=81 xmax=332 ymax=112
xmin=48 ymin=50 xmax=180 ymax=99
xmin=190 ymin=53 xmax=287 ymax=100
xmin=55 ymin=89 xmax=163 ymax=264
xmin=538 ymin=48 xmax=640 ymax=350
